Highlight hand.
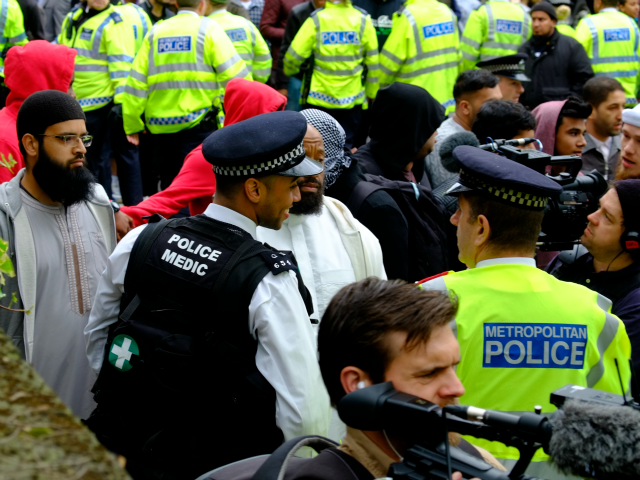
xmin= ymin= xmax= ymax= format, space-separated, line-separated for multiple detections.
xmin=114 ymin=210 xmax=134 ymax=242
xmin=452 ymin=473 xmax=480 ymax=480
xmin=277 ymin=88 xmax=288 ymax=98
xmin=126 ymin=133 xmax=140 ymax=146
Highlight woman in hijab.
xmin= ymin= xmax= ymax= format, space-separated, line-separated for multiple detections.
xmin=354 ymin=83 xmax=445 ymax=187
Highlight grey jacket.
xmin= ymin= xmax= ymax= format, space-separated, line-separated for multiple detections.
xmin=42 ymin=0 xmax=71 ymax=41
xmin=0 ymin=170 xmax=116 ymax=361
xmin=581 ymin=133 xmax=621 ymax=180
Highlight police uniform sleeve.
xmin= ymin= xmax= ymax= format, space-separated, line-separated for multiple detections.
xmin=251 ymin=22 xmax=272 ymax=83
xmin=379 ymin=11 xmax=409 ymax=87
xmin=574 ymin=19 xmax=592 ymax=55
xmin=363 ymin=14 xmax=380 ymax=100
xmin=56 ymin=11 xmax=74 ymax=45
xmin=122 ymin=32 xmax=151 ymax=135
xmin=205 ymin=19 xmax=251 ymax=94
xmin=283 ymin=16 xmax=316 ymax=77
xmin=84 ymin=225 xmax=147 ymax=375
xmin=5 ymin=0 xmax=27 ymax=48
xmin=104 ymin=15 xmax=136 ymax=105
xmin=460 ymin=8 xmax=485 ymax=71
xmin=249 ymin=269 xmax=331 ymax=443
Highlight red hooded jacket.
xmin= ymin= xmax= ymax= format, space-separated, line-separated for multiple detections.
xmin=121 ymin=79 xmax=287 ymax=226
xmin=0 ymin=41 xmax=76 ymax=183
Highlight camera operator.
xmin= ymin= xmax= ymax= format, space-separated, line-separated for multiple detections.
xmin=548 ymin=179 xmax=640 ymax=375
xmin=420 ymin=146 xmax=632 ymax=478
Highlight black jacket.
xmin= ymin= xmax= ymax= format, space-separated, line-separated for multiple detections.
xmin=275 ymin=0 xmax=315 ymax=90
xmin=519 ymin=29 xmax=594 ymax=110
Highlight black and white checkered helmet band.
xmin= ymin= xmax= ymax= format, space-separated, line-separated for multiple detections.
xmin=460 ymin=170 xmax=548 ymax=210
xmin=212 ymin=141 xmax=305 ymax=176
xmin=483 ymin=62 xmax=526 ymax=74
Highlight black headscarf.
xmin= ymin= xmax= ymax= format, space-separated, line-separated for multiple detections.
xmin=368 ymin=83 xmax=445 ymax=171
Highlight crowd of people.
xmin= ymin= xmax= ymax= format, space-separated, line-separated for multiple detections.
xmin=1 ymin=0 xmax=640 ymax=478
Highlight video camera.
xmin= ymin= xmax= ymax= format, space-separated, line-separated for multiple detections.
xmin=337 ymin=379 xmax=640 ymax=480
xmin=479 ymin=138 xmax=608 ymax=251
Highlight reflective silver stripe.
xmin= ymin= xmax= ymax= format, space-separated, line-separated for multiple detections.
xmin=0 ymin=0 xmax=8 ymax=38
xmin=485 ymin=4 xmax=495 ymax=41
xmin=129 ymin=69 xmax=147 ymax=82
xmin=220 ymin=66 xmax=250 ymax=86
xmin=595 ymin=70 xmax=637 ymax=78
xmin=483 ymin=40 xmax=522 ymax=50
xmin=115 ymin=85 xmax=125 ymax=95
xmin=383 ymin=46 xmax=459 ymax=66
xmin=249 ymin=21 xmax=256 ymax=47
xmin=216 ymin=53 xmax=243 ymax=73
xmin=147 ymin=28 xmax=156 ymax=68
xmin=461 ymin=36 xmax=480 ymax=49
xmin=124 ymin=84 xmax=148 ymax=98
xmin=402 ymin=8 xmax=423 ymax=55
xmin=366 ymin=76 xmax=378 ymax=83
xmin=586 ymin=312 xmax=619 ymax=388
xmin=150 ymin=80 xmax=219 ymax=91
xmin=254 ymin=54 xmax=271 ymax=62
xmin=253 ymin=68 xmax=271 ymax=77
xmin=365 ymin=49 xmax=377 ymax=57
xmin=316 ymin=53 xmax=361 ymax=62
xmin=592 ymin=55 xmax=639 ymax=64
xmin=312 ymin=13 xmax=321 ymax=50
xmin=197 ymin=17 xmax=208 ymax=64
xmin=149 ymin=62 xmax=214 ymax=75
xmin=108 ymin=54 xmax=134 ymax=63
xmin=110 ymin=70 xmax=129 ymax=79
xmin=596 ymin=293 xmax=613 ymax=313
xmin=8 ymin=32 xmax=26 ymax=43
xmin=586 ymin=18 xmax=599 ymax=60
xmin=74 ymin=47 xmax=108 ymax=61
xmin=379 ymin=63 xmax=396 ymax=76
xmin=519 ymin=3 xmax=529 ymax=41
xmin=314 ymin=64 xmax=363 ymax=76
xmin=287 ymin=47 xmax=307 ymax=63
xmin=381 ymin=49 xmax=403 ymax=65
xmin=393 ymin=60 xmax=459 ymax=78
xmin=462 ymin=51 xmax=477 ymax=60
xmin=75 ymin=64 xmax=109 ymax=72
xmin=359 ymin=12 xmax=366 ymax=54
xmin=239 ymin=52 xmax=254 ymax=61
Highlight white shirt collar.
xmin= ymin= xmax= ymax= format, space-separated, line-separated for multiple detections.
xmin=600 ymin=7 xmax=618 ymax=12
xmin=203 ymin=203 xmax=257 ymax=239
xmin=476 ymin=257 xmax=537 ymax=268
xmin=178 ymin=9 xmax=200 ymax=16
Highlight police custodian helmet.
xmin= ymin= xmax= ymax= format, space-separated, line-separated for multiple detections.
xmin=446 ymin=146 xmax=562 ymax=210
xmin=202 ymin=110 xmax=324 ymax=178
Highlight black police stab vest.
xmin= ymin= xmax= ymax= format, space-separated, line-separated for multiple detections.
xmin=87 ymin=214 xmax=313 ymax=479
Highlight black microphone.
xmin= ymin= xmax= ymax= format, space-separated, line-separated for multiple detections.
xmin=438 ymin=131 xmax=480 ymax=173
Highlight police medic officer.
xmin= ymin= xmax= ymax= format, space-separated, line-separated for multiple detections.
xmin=83 ymin=111 xmax=331 ymax=480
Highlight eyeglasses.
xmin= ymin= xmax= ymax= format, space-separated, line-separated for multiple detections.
xmin=38 ymin=134 xmax=93 ymax=147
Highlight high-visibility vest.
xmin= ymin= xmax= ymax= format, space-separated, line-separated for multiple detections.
xmin=284 ymin=1 xmax=379 ymax=109
xmin=556 ymin=23 xmax=576 ymax=38
xmin=0 ymin=0 xmax=27 ymax=77
xmin=576 ymin=8 xmax=640 ymax=106
xmin=115 ymin=3 xmax=152 ymax=54
xmin=122 ymin=11 xmax=249 ymax=135
xmin=208 ymin=9 xmax=271 ymax=83
xmin=461 ymin=0 xmax=531 ymax=71
xmin=379 ymin=0 xmax=460 ymax=112
xmin=422 ymin=263 xmax=632 ymax=464
xmin=58 ymin=5 xmax=135 ymax=111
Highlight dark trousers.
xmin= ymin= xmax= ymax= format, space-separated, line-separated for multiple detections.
xmin=304 ymin=104 xmax=362 ymax=149
xmin=109 ymin=105 xmax=143 ymax=206
xmin=139 ymin=132 xmax=160 ymax=197
xmin=150 ymin=121 xmax=216 ymax=190
xmin=85 ymin=103 xmax=114 ymax=196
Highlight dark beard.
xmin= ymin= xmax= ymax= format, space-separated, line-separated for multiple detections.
xmin=33 ymin=145 xmax=95 ymax=206
xmin=290 ymin=176 xmax=325 ymax=216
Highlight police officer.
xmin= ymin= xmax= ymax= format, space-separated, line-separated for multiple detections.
xmin=283 ymin=0 xmax=379 ymax=149
xmin=58 ymin=0 xmax=135 ymax=197
xmin=576 ymin=0 xmax=640 ymax=106
xmin=419 ymin=146 xmax=632 ymax=478
xmin=205 ymin=0 xmax=271 ymax=84
xmin=0 ymin=0 xmax=27 ymax=79
xmin=476 ymin=53 xmax=530 ymax=103
xmin=84 ymin=111 xmax=330 ymax=480
xmin=122 ymin=0 xmax=250 ymax=190
xmin=378 ymin=0 xmax=460 ymax=114
xmin=461 ymin=0 xmax=531 ymax=71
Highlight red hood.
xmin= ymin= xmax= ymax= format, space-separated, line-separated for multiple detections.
xmin=4 ymin=41 xmax=76 ymax=118
xmin=224 ymin=78 xmax=287 ymax=125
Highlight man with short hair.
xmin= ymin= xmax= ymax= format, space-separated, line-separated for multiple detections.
xmin=425 ymin=69 xmax=502 ymax=189
xmin=0 ymin=90 xmax=117 ymax=419
xmin=617 ymin=103 xmax=640 ymax=180
xmin=548 ymin=180 xmax=640 ymax=377
xmin=420 ymin=146 xmax=632 ymax=477
xmin=472 ymin=99 xmax=537 ymax=145
xmin=582 ymin=77 xmax=626 ymax=179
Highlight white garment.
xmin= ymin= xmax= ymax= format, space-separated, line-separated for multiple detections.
xmin=85 ymin=203 xmax=330 ymax=442
xmin=239 ymin=0 xmax=252 ymax=9
xmin=22 ymin=191 xmax=107 ymax=419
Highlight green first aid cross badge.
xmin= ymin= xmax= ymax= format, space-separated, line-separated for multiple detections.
xmin=109 ymin=334 xmax=139 ymax=372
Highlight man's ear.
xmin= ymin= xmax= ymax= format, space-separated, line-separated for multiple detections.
xmin=22 ymin=134 xmax=39 ymax=159
xmin=475 ymin=214 xmax=491 ymax=248
xmin=340 ymin=366 xmax=373 ymax=396
xmin=459 ymin=99 xmax=471 ymax=118
xmin=243 ymin=178 xmax=264 ymax=205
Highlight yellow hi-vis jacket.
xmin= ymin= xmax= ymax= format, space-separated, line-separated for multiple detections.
xmin=419 ymin=262 xmax=632 ymax=469
xmin=122 ymin=10 xmax=249 ymax=135
xmin=208 ymin=9 xmax=271 ymax=83
xmin=379 ymin=0 xmax=460 ymax=112
xmin=58 ymin=5 xmax=135 ymax=111
xmin=284 ymin=1 xmax=379 ymax=109
xmin=0 ymin=0 xmax=27 ymax=77
xmin=576 ymin=8 xmax=640 ymax=106
xmin=461 ymin=0 xmax=531 ymax=71
xmin=115 ymin=2 xmax=152 ymax=54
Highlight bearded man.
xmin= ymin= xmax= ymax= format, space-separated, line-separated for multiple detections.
xmin=0 ymin=90 xmax=116 ymax=418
